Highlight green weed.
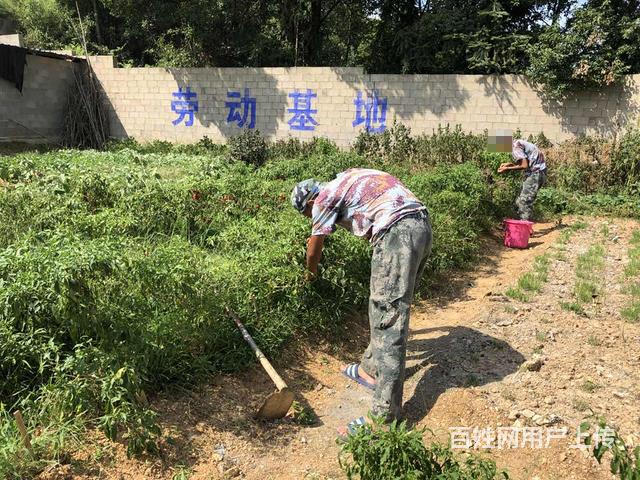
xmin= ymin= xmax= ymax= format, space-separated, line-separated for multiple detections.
xmin=572 ymin=398 xmax=591 ymax=412
xmin=505 ymin=287 xmax=529 ymax=302
xmin=584 ymin=420 xmax=640 ymax=479
xmin=564 ymin=243 xmax=606 ymax=312
xmin=518 ymin=272 xmax=543 ymax=292
xmin=291 ymin=401 xmax=318 ymax=426
xmin=507 ymin=253 xmax=551 ymax=301
xmin=581 ymin=380 xmax=601 ymax=393
xmin=561 ymin=302 xmax=586 ymax=315
xmin=621 ymin=303 xmax=640 ymax=323
xmin=587 ymin=335 xmax=602 ymax=346
xmin=621 ymin=230 xmax=640 ymax=322
xmin=338 ymin=416 xmax=508 ymax=480
xmin=172 ymin=466 xmax=191 ymax=480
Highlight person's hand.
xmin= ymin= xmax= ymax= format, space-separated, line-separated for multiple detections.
xmin=497 ymin=165 xmax=508 ymax=173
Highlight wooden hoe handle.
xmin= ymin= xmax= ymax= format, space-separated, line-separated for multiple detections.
xmin=227 ymin=309 xmax=289 ymax=391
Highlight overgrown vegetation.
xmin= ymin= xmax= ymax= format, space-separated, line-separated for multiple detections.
xmin=0 ymin=132 xmax=518 ymax=478
xmin=1 ymin=125 xmax=640 ymax=477
xmin=338 ymin=416 xmax=508 ymax=480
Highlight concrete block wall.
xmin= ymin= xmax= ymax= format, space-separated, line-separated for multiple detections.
xmin=91 ymin=57 xmax=640 ymax=146
xmin=2 ymin=52 xmax=639 ymax=146
xmin=0 ymin=54 xmax=76 ymax=142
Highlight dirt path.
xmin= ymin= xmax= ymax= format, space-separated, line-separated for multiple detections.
xmin=65 ymin=217 xmax=640 ymax=480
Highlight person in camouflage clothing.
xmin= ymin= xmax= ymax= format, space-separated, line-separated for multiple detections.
xmin=497 ymin=138 xmax=547 ymax=221
xmin=291 ymin=169 xmax=432 ymax=436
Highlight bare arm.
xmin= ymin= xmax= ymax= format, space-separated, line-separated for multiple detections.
xmin=306 ymin=235 xmax=325 ymax=279
xmin=498 ymin=158 xmax=528 ymax=173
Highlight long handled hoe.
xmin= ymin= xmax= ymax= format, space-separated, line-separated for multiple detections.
xmin=227 ymin=309 xmax=295 ymax=420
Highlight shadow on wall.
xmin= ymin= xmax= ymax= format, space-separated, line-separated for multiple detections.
xmin=477 ymin=75 xmax=520 ymax=111
xmin=166 ymin=67 xmax=472 ymax=143
xmin=329 ymin=69 xmax=471 ymax=132
xmin=478 ymin=74 xmax=640 ymax=138
xmin=166 ymin=68 xmax=288 ymax=140
xmin=540 ymin=78 xmax=640 ymax=137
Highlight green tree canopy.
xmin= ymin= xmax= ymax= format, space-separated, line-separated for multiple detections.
xmin=1 ymin=0 xmax=638 ymax=97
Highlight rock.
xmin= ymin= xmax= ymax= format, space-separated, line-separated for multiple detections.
xmin=522 ymin=355 xmax=546 ymax=372
xmin=613 ymin=390 xmax=628 ymax=399
xmin=508 ymin=410 xmax=519 ymax=420
xmin=314 ymin=383 xmax=324 ymax=391
xmin=489 ymin=295 xmax=509 ymax=302
xmin=544 ymin=396 xmax=555 ymax=405
xmin=544 ymin=415 xmax=563 ymax=426
xmin=214 ymin=445 xmax=226 ymax=461
xmin=213 ymin=452 xmax=225 ymax=463
xmin=513 ymin=419 xmax=524 ymax=427
xmin=521 ymin=409 xmax=536 ymax=419
xmin=596 ymin=365 xmax=605 ymax=376
xmin=497 ymin=319 xmax=513 ymax=327
xmin=533 ymin=414 xmax=545 ymax=425
xmin=223 ymin=466 xmax=241 ymax=478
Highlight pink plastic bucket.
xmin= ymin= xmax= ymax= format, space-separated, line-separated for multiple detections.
xmin=504 ymin=219 xmax=534 ymax=249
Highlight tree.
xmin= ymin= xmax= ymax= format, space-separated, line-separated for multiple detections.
xmin=527 ymin=0 xmax=640 ymax=98
xmin=460 ymin=0 xmax=530 ymax=74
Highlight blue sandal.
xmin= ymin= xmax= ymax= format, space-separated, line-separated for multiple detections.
xmin=337 ymin=416 xmax=368 ymax=440
xmin=341 ymin=363 xmax=375 ymax=391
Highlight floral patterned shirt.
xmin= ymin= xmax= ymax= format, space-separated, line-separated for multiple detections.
xmin=311 ymin=168 xmax=426 ymax=244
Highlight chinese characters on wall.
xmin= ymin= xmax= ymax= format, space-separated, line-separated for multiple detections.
xmin=170 ymin=87 xmax=388 ymax=132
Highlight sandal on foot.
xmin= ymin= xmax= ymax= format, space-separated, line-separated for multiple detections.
xmin=341 ymin=363 xmax=375 ymax=391
xmin=337 ymin=416 xmax=368 ymax=440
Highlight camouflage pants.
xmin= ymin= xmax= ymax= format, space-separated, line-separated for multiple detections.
xmin=360 ymin=210 xmax=432 ymax=421
xmin=516 ymin=171 xmax=546 ymax=221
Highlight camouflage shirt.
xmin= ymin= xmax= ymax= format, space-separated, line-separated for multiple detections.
xmin=512 ymin=139 xmax=546 ymax=174
xmin=311 ymin=168 xmax=426 ymax=244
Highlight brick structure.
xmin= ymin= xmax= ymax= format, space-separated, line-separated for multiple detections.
xmin=2 ymin=50 xmax=639 ymax=146
xmin=0 ymin=48 xmax=78 ymax=143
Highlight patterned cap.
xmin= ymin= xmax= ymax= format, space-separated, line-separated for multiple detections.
xmin=291 ymin=179 xmax=322 ymax=213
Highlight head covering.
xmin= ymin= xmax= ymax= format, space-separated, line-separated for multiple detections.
xmin=291 ymin=178 xmax=322 ymax=213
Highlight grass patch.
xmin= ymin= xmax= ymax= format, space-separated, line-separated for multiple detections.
xmin=572 ymin=398 xmax=591 ymax=412
xmin=587 ymin=335 xmax=602 ymax=346
xmin=576 ymin=280 xmax=599 ymax=303
xmin=557 ymin=220 xmax=589 ymax=245
xmin=535 ymin=330 xmax=547 ymax=343
xmin=621 ymin=303 xmax=640 ymax=323
xmin=518 ymin=272 xmax=543 ymax=292
xmin=581 ymin=380 xmax=601 ymax=393
xmin=621 ymin=230 xmax=640 ymax=322
xmin=505 ymin=287 xmax=529 ymax=302
xmin=503 ymin=305 xmax=518 ymax=314
xmin=563 ymin=243 xmax=606 ymax=313
xmin=561 ymin=301 xmax=586 ymax=315
xmin=506 ymin=253 xmax=551 ymax=301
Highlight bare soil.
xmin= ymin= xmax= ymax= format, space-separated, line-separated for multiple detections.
xmin=48 ymin=216 xmax=640 ymax=480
